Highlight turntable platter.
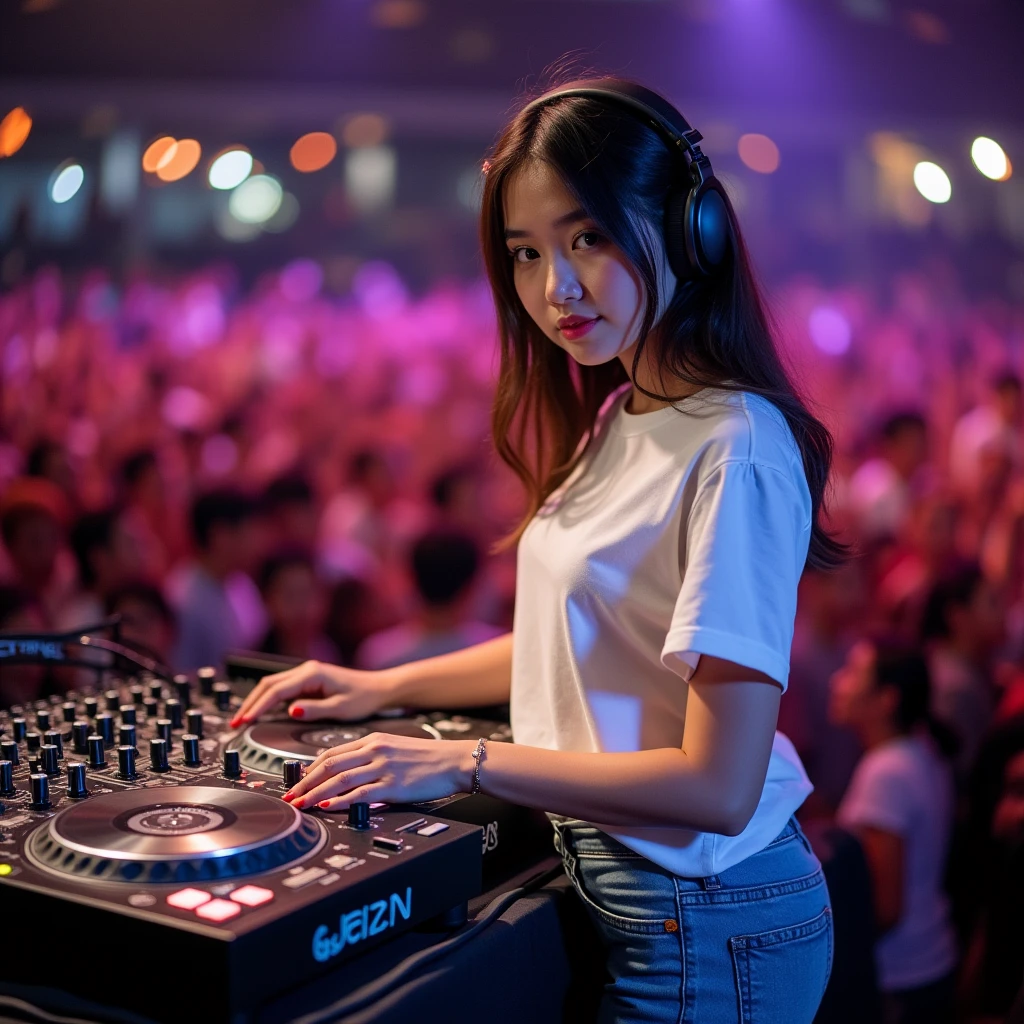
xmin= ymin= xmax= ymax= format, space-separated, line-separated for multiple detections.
xmin=27 ymin=786 xmax=326 ymax=884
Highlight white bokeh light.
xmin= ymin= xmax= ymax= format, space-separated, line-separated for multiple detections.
xmin=209 ymin=149 xmax=253 ymax=190
xmin=971 ymin=137 xmax=1010 ymax=182
xmin=50 ymin=163 xmax=85 ymax=203
xmin=229 ymin=174 xmax=283 ymax=224
xmin=913 ymin=161 xmax=952 ymax=204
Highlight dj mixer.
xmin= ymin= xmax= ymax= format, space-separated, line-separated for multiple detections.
xmin=0 ymin=663 xmax=551 ymax=1023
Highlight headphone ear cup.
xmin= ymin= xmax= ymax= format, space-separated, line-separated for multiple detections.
xmin=664 ymin=187 xmax=693 ymax=282
xmin=685 ymin=180 xmax=730 ymax=277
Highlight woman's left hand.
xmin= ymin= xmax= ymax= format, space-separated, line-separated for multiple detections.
xmin=283 ymin=733 xmax=477 ymax=811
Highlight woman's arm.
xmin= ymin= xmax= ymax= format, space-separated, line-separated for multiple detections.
xmin=389 ymin=632 xmax=513 ymax=708
xmin=856 ymin=826 xmax=904 ymax=934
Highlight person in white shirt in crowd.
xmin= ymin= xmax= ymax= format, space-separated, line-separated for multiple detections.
xmin=232 ymin=77 xmax=841 ymax=1023
xmin=949 ymin=370 xmax=1022 ymax=496
xmin=830 ymin=634 xmax=958 ymax=1024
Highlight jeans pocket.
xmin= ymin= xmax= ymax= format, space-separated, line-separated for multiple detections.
xmin=729 ymin=905 xmax=833 ymax=1024
xmin=565 ymin=853 xmax=673 ymax=936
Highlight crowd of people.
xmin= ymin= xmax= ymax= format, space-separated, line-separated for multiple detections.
xmin=2 ymin=258 xmax=1024 ymax=1021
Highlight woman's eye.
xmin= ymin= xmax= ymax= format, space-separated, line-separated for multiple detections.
xmin=574 ymin=231 xmax=603 ymax=250
xmin=509 ymin=246 xmax=539 ymax=264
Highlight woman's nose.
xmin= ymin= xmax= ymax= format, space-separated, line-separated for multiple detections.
xmin=545 ymin=258 xmax=582 ymax=304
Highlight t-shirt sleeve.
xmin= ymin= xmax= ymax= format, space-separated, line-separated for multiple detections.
xmin=836 ymin=754 xmax=915 ymax=836
xmin=660 ymin=459 xmax=811 ymax=692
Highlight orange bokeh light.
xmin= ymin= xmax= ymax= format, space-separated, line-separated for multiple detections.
xmin=143 ymin=136 xmax=177 ymax=173
xmin=156 ymin=139 xmax=201 ymax=182
xmin=290 ymin=132 xmax=338 ymax=173
xmin=341 ymin=114 xmax=389 ymax=149
xmin=738 ymin=133 xmax=781 ymax=174
xmin=0 ymin=107 xmax=33 ymax=158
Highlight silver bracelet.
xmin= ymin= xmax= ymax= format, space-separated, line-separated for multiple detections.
xmin=470 ymin=737 xmax=487 ymax=794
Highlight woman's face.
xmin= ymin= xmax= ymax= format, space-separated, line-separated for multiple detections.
xmin=502 ymin=160 xmax=677 ymax=371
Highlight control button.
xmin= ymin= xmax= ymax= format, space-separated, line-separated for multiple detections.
xmin=66 ymin=762 xmax=88 ymax=799
xmin=149 ymin=738 xmax=169 ymax=773
xmin=197 ymin=666 xmax=217 ymax=697
xmin=213 ymin=683 xmax=232 ymax=712
xmin=394 ymin=817 xmax=427 ymax=834
xmin=416 ymin=822 xmax=450 ymax=837
xmin=164 ymin=700 xmax=184 ymax=730
xmin=155 ymin=718 xmax=172 ymax=744
xmin=1 ymin=740 xmax=18 ymax=766
xmin=0 ymin=760 xmax=14 ymax=797
xmin=372 ymin=836 xmax=404 ymax=853
xmin=72 ymin=722 xmax=90 ymax=755
xmin=119 ymin=724 xmax=137 ymax=749
xmin=104 ymin=689 xmax=121 ymax=712
xmin=40 ymin=744 xmax=60 ymax=777
xmin=61 ymin=701 xmax=78 ymax=724
xmin=173 ymin=675 xmax=191 ymax=707
xmin=223 ymin=750 xmax=241 ymax=779
xmin=142 ymin=697 xmax=159 ymax=720
xmin=44 ymin=730 xmax=63 ymax=759
xmin=348 ymin=802 xmax=371 ymax=830
xmin=117 ymin=745 xmax=138 ymax=780
xmin=11 ymin=718 xmax=26 ymax=743
xmin=181 ymin=734 xmax=201 ymax=767
xmin=25 ymin=731 xmax=41 ymax=753
xmin=283 ymin=760 xmax=303 ymax=788
xmin=129 ymin=685 xmax=145 ymax=706
xmin=148 ymin=681 xmax=163 ymax=701
xmin=229 ymin=885 xmax=274 ymax=907
xmin=195 ymin=898 xmax=241 ymax=922
xmin=94 ymin=713 xmax=114 ymax=747
xmin=35 ymin=709 xmax=51 ymax=733
xmin=324 ymin=854 xmax=356 ymax=869
xmin=186 ymin=710 xmax=203 ymax=740
xmin=30 ymin=773 xmax=50 ymax=810
xmin=28 ymin=756 xmax=40 ymax=775
xmin=119 ymin=705 xmax=137 ymax=726
xmin=166 ymin=888 xmax=211 ymax=910
xmin=88 ymin=735 xmax=106 ymax=768
xmin=282 ymin=867 xmax=328 ymax=889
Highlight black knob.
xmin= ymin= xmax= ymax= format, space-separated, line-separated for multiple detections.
xmin=44 ymin=730 xmax=63 ymax=759
xmin=104 ymin=689 xmax=121 ymax=711
xmin=25 ymin=731 xmax=41 ymax=752
xmin=223 ymin=749 xmax=241 ymax=778
xmin=198 ymin=666 xmax=217 ymax=697
xmin=181 ymin=734 xmax=201 ymax=767
xmin=348 ymin=802 xmax=371 ymax=830
xmin=148 ymin=680 xmax=163 ymax=701
xmin=61 ymin=701 xmax=77 ymax=724
xmin=82 ymin=698 xmax=98 ymax=720
xmin=173 ymin=674 xmax=191 ymax=707
xmin=186 ymin=709 xmax=203 ymax=740
xmin=0 ymin=760 xmax=14 ymax=796
xmin=142 ymin=697 xmax=159 ymax=719
xmin=283 ymin=760 xmax=303 ymax=788
xmin=72 ymin=722 xmax=90 ymax=755
xmin=213 ymin=683 xmax=232 ymax=713
xmin=119 ymin=724 xmax=137 ymax=749
xmin=156 ymin=718 xmax=172 ymax=744
xmin=87 ymin=735 xmax=106 ymax=768
xmin=1 ymin=740 xmax=18 ymax=766
xmin=165 ymin=699 xmax=183 ymax=730
xmin=66 ymin=762 xmax=88 ymax=799
xmin=30 ymin=773 xmax=51 ymax=810
xmin=117 ymin=745 xmax=138 ymax=780
xmin=11 ymin=718 xmax=26 ymax=742
xmin=28 ymin=756 xmax=41 ymax=775
xmin=36 ymin=709 xmax=51 ymax=733
xmin=149 ymin=738 xmax=169 ymax=772
xmin=94 ymin=713 xmax=114 ymax=747
xmin=41 ymin=744 xmax=60 ymax=776
xmin=119 ymin=705 xmax=137 ymax=726
xmin=129 ymin=685 xmax=145 ymax=705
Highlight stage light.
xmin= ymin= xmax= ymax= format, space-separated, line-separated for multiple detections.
xmin=142 ymin=136 xmax=176 ymax=173
xmin=341 ymin=113 xmax=389 ymax=149
xmin=808 ymin=306 xmax=852 ymax=356
xmin=913 ymin=161 xmax=951 ymax=203
xmin=290 ymin=132 xmax=337 ymax=173
xmin=229 ymin=174 xmax=283 ymax=224
xmin=50 ymin=162 xmax=84 ymax=204
xmin=972 ymin=137 xmax=1011 ymax=182
xmin=0 ymin=107 xmax=32 ymax=158
xmin=370 ymin=0 xmax=425 ymax=29
xmin=345 ymin=145 xmax=395 ymax=213
xmin=737 ymin=134 xmax=780 ymax=174
xmin=156 ymin=139 xmax=201 ymax=182
xmin=209 ymin=149 xmax=253 ymax=190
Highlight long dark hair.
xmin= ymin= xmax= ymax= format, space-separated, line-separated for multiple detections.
xmin=480 ymin=74 xmax=846 ymax=570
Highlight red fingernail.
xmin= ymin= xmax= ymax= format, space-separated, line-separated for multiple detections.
xmin=290 ymin=706 xmax=304 ymax=719
xmin=292 ymin=798 xmax=304 ymax=808
xmin=318 ymin=800 xmax=331 ymax=809
xmin=282 ymin=792 xmax=295 ymax=802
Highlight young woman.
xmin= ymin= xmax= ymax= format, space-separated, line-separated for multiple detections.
xmin=232 ymin=76 xmax=841 ymax=1023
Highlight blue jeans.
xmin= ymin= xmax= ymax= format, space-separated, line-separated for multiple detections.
xmin=553 ymin=816 xmax=833 ymax=1024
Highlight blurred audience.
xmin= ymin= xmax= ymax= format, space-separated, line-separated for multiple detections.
xmin=257 ymin=548 xmax=338 ymax=663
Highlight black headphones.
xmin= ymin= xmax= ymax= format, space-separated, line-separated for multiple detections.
xmin=518 ymin=80 xmax=732 ymax=282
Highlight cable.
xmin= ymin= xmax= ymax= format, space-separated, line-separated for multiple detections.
xmin=0 ymin=994 xmax=156 ymax=1024
xmin=289 ymin=862 xmax=565 ymax=1024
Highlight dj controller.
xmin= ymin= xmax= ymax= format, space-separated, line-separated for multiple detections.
xmin=0 ymin=663 xmax=552 ymax=1023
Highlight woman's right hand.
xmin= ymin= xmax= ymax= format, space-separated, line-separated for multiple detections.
xmin=229 ymin=661 xmax=400 ymax=729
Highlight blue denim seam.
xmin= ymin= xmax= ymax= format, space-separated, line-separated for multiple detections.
xmin=677 ymin=870 xmax=826 ymax=907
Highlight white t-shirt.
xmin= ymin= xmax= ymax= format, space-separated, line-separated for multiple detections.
xmin=510 ymin=384 xmax=814 ymax=877
xmin=836 ymin=734 xmax=957 ymax=991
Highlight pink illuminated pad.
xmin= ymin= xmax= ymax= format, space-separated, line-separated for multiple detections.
xmin=166 ymin=888 xmax=211 ymax=910
xmin=195 ymin=898 xmax=241 ymax=922
xmin=229 ymin=885 xmax=274 ymax=907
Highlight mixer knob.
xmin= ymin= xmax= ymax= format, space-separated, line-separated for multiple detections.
xmin=186 ymin=710 xmax=203 ymax=740
xmin=164 ymin=699 xmax=184 ymax=730
xmin=72 ymin=722 xmax=90 ymax=755
xmin=129 ymin=685 xmax=145 ymax=706
xmin=104 ymin=689 xmax=121 ymax=712
xmin=41 ymin=744 xmax=60 ymax=776
xmin=44 ymin=730 xmax=63 ymax=759
xmin=197 ymin=666 xmax=217 ymax=697
xmin=348 ymin=802 xmax=371 ymax=830
xmin=61 ymin=701 xmax=78 ymax=724
xmin=119 ymin=705 xmax=137 ymax=726
xmin=11 ymin=717 xmax=26 ymax=742
xmin=25 ymin=731 xmax=42 ymax=753
xmin=181 ymin=734 xmax=201 ymax=767
xmin=0 ymin=760 xmax=14 ymax=796
xmin=66 ymin=762 xmax=88 ymax=799
xmin=35 ymin=709 xmax=51 ymax=733
xmin=223 ymin=750 xmax=241 ymax=778
xmin=28 ymin=756 xmax=41 ymax=775
xmin=149 ymin=738 xmax=169 ymax=773
xmin=30 ymin=773 xmax=51 ymax=810
xmin=213 ymin=683 xmax=232 ymax=713
xmin=119 ymin=724 xmax=137 ymax=749
xmin=117 ymin=745 xmax=138 ymax=780
xmin=173 ymin=674 xmax=191 ymax=707
xmin=82 ymin=698 xmax=98 ymax=720
xmin=87 ymin=735 xmax=106 ymax=769
xmin=94 ymin=713 xmax=114 ymax=747
xmin=283 ymin=760 xmax=303 ymax=788
xmin=142 ymin=697 xmax=159 ymax=719
xmin=148 ymin=680 xmax=163 ymax=701
xmin=155 ymin=719 xmax=172 ymax=745
xmin=1 ymin=740 xmax=18 ymax=766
